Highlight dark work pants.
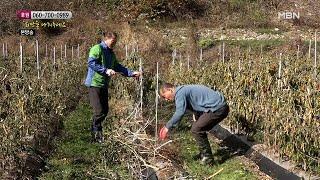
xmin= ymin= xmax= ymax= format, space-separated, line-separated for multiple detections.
xmin=191 ymin=105 xmax=229 ymax=156
xmin=89 ymin=87 xmax=109 ymax=132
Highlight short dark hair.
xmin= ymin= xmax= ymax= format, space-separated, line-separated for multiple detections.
xmin=160 ymin=82 xmax=175 ymax=93
xmin=103 ymin=31 xmax=117 ymax=40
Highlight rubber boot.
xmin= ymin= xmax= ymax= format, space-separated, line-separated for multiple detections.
xmin=92 ymin=131 xmax=104 ymax=143
xmin=197 ymin=136 xmax=214 ymax=165
xmin=91 ymin=122 xmax=104 ymax=143
xmin=192 ymin=152 xmax=202 ymax=160
xmin=200 ymin=147 xmax=214 ymax=165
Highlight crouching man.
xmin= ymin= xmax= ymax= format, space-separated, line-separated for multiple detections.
xmin=159 ymin=83 xmax=229 ymax=165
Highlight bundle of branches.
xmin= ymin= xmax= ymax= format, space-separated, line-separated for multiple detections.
xmin=103 ymin=54 xmax=186 ymax=179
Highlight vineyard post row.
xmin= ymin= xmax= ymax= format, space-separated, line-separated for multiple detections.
xmin=168 ymin=31 xmax=318 ymax=77
xmin=0 ymin=40 xmax=83 ymax=79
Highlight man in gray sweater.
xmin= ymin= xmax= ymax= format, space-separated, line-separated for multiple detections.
xmin=159 ymin=83 xmax=229 ymax=165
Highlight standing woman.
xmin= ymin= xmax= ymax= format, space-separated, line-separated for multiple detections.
xmin=85 ymin=32 xmax=142 ymax=143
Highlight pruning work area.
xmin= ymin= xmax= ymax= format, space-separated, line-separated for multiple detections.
xmin=1 ymin=0 xmax=320 ymax=179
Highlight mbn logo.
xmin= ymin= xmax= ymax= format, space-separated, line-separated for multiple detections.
xmin=278 ymin=12 xmax=300 ymax=20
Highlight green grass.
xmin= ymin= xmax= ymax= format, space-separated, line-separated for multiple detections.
xmin=173 ymin=120 xmax=259 ymax=180
xmin=222 ymin=39 xmax=285 ymax=51
xmin=199 ymin=38 xmax=215 ymax=49
xmin=256 ymin=28 xmax=283 ymax=35
xmin=39 ymin=103 xmax=130 ymax=180
xmin=40 ymin=102 xmax=263 ymax=179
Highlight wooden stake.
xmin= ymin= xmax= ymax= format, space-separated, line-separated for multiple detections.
xmin=45 ymin=44 xmax=48 ymax=58
xmin=20 ymin=43 xmax=23 ymax=73
xmin=5 ymin=42 xmax=7 ymax=57
xmin=238 ymin=46 xmax=241 ymax=72
xmin=278 ymin=53 xmax=282 ymax=78
xmin=125 ymin=45 xmax=128 ymax=58
xmin=71 ymin=46 xmax=74 ymax=60
xmin=222 ymin=42 xmax=225 ymax=63
xmin=238 ymin=57 xmax=241 ymax=72
xmin=139 ymin=58 xmax=143 ymax=114
xmin=2 ymin=43 xmax=4 ymax=58
xmin=278 ymin=53 xmax=282 ymax=89
xmin=53 ymin=46 xmax=56 ymax=65
xmin=179 ymin=53 xmax=182 ymax=71
xmin=314 ymin=31 xmax=317 ymax=79
xmin=172 ymin=49 xmax=176 ymax=65
xmin=187 ymin=55 xmax=190 ymax=70
xmin=297 ymin=45 xmax=300 ymax=60
xmin=60 ymin=45 xmax=63 ymax=60
xmin=308 ymin=39 xmax=312 ymax=60
xmin=155 ymin=62 xmax=159 ymax=140
xmin=36 ymin=40 xmax=40 ymax=79
xmin=200 ymin=48 xmax=203 ymax=61
xmin=260 ymin=44 xmax=263 ymax=59
xmin=219 ymin=44 xmax=221 ymax=61
xmin=64 ymin=44 xmax=67 ymax=59
xmin=77 ymin=44 xmax=80 ymax=60
xmin=132 ymin=44 xmax=135 ymax=54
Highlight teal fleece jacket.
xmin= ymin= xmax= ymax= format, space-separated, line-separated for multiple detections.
xmin=165 ymin=85 xmax=227 ymax=129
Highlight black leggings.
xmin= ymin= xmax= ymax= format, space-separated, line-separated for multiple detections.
xmin=89 ymin=87 xmax=109 ymax=131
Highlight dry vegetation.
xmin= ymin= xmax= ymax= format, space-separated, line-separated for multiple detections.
xmin=165 ymin=41 xmax=320 ymax=174
xmin=0 ymin=44 xmax=86 ymax=178
xmin=0 ymin=0 xmax=320 ymax=179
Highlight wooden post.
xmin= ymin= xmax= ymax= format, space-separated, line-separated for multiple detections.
xmin=297 ymin=45 xmax=300 ymax=60
xmin=187 ymin=54 xmax=190 ymax=70
xmin=34 ymin=41 xmax=37 ymax=57
xmin=179 ymin=53 xmax=182 ymax=71
xmin=60 ymin=45 xmax=63 ymax=61
xmin=200 ymin=48 xmax=203 ymax=61
xmin=125 ymin=45 xmax=128 ymax=58
xmin=53 ymin=46 xmax=56 ymax=65
xmin=155 ymin=62 xmax=159 ymax=140
xmin=238 ymin=46 xmax=241 ymax=72
xmin=64 ymin=44 xmax=67 ymax=60
xmin=260 ymin=44 xmax=263 ymax=59
xmin=71 ymin=46 xmax=74 ymax=60
xmin=2 ymin=43 xmax=4 ymax=58
xmin=36 ymin=40 xmax=40 ymax=79
xmin=139 ymin=58 xmax=143 ymax=114
xmin=248 ymin=45 xmax=251 ymax=60
xmin=172 ymin=49 xmax=176 ymax=65
xmin=132 ymin=44 xmax=135 ymax=54
xmin=219 ymin=44 xmax=221 ymax=61
xmin=77 ymin=44 xmax=80 ymax=60
xmin=314 ymin=31 xmax=317 ymax=79
xmin=5 ymin=42 xmax=7 ymax=57
xmin=308 ymin=39 xmax=312 ymax=60
xmin=20 ymin=43 xmax=23 ymax=73
xmin=222 ymin=42 xmax=225 ymax=63
xmin=238 ymin=57 xmax=241 ymax=72
xmin=278 ymin=53 xmax=282 ymax=89
xmin=45 ymin=44 xmax=48 ymax=58
xmin=278 ymin=53 xmax=282 ymax=78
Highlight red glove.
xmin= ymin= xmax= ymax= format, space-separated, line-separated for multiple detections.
xmin=159 ymin=126 xmax=169 ymax=140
